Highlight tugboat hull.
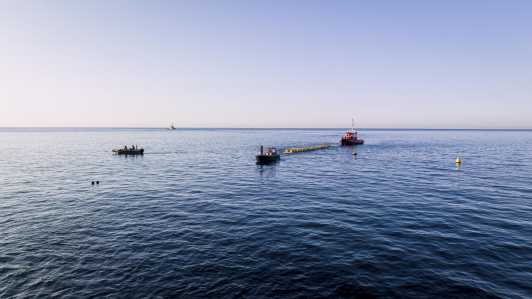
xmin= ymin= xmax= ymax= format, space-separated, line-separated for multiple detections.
xmin=341 ymin=139 xmax=364 ymax=146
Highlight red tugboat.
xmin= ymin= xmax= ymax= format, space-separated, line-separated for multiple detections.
xmin=340 ymin=119 xmax=364 ymax=145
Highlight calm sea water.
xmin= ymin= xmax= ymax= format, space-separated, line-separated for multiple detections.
xmin=1 ymin=128 xmax=531 ymax=298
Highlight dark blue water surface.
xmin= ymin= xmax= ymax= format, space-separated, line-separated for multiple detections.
xmin=1 ymin=128 xmax=532 ymax=298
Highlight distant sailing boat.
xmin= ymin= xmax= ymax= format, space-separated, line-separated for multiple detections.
xmin=167 ymin=123 xmax=176 ymax=130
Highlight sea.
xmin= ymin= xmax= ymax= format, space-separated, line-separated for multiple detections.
xmin=1 ymin=128 xmax=531 ymax=299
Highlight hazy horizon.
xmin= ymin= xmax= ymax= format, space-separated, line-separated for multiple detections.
xmin=2 ymin=126 xmax=531 ymax=131
xmin=1 ymin=1 xmax=531 ymax=129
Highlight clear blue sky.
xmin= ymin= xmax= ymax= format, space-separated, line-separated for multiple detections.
xmin=1 ymin=1 xmax=531 ymax=128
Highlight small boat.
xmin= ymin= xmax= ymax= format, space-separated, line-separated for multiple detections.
xmin=341 ymin=119 xmax=364 ymax=145
xmin=256 ymin=147 xmax=280 ymax=164
xmin=113 ymin=146 xmax=144 ymax=155
xmin=167 ymin=123 xmax=176 ymax=130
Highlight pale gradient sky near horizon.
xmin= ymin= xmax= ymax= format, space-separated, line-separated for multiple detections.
xmin=0 ymin=1 xmax=531 ymax=129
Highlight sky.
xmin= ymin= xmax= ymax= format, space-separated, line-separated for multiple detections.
xmin=0 ymin=0 xmax=531 ymax=129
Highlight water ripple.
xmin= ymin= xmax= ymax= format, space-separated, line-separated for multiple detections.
xmin=1 ymin=129 xmax=531 ymax=298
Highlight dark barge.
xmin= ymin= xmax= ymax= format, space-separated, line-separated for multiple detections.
xmin=256 ymin=147 xmax=280 ymax=164
xmin=113 ymin=146 xmax=144 ymax=155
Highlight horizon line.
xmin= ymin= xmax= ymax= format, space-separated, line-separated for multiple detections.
xmin=1 ymin=127 xmax=531 ymax=131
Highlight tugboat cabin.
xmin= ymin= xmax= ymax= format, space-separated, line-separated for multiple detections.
xmin=344 ymin=131 xmax=358 ymax=140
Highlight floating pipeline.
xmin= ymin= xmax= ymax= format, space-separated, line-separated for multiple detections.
xmin=285 ymin=144 xmax=331 ymax=154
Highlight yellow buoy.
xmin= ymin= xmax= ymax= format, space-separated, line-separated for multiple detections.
xmin=289 ymin=150 xmax=293 ymax=153
xmin=352 ymin=152 xmax=357 ymax=155
xmin=456 ymin=154 xmax=461 ymax=163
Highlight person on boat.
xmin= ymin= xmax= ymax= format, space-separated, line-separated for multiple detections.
xmin=132 ymin=145 xmax=135 ymax=150
xmin=260 ymin=145 xmax=263 ymax=155
xmin=124 ymin=146 xmax=127 ymax=150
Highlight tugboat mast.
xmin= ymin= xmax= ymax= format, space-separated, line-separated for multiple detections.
xmin=351 ymin=119 xmax=358 ymax=139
